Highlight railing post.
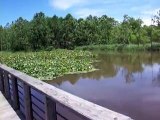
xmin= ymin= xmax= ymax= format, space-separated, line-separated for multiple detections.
xmin=4 ymin=71 xmax=10 ymax=99
xmin=23 ymin=83 xmax=33 ymax=120
xmin=0 ymin=69 xmax=4 ymax=92
xmin=45 ymin=96 xmax=57 ymax=120
xmin=11 ymin=75 xmax=19 ymax=110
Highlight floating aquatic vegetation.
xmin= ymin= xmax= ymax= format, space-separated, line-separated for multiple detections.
xmin=0 ymin=49 xmax=96 ymax=80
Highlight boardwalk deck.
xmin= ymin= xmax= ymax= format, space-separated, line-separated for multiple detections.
xmin=0 ymin=64 xmax=132 ymax=120
xmin=0 ymin=92 xmax=20 ymax=120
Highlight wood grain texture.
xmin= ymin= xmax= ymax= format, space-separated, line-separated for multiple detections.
xmin=45 ymin=96 xmax=57 ymax=120
xmin=23 ymin=83 xmax=33 ymax=120
xmin=11 ymin=76 xmax=19 ymax=110
xmin=0 ymin=69 xmax=4 ymax=92
xmin=0 ymin=92 xmax=20 ymax=120
xmin=0 ymin=64 xmax=133 ymax=120
xmin=3 ymin=71 xmax=10 ymax=99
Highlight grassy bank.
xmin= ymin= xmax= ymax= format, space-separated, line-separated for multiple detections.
xmin=76 ymin=43 xmax=160 ymax=52
xmin=0 ymin=49 xmax=96 ymax=80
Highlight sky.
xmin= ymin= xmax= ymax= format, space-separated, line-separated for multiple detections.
xmin=0 ymin=0 xmax=160 ymax=26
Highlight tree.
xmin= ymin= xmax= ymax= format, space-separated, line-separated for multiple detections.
xmin=99 ymin=15 xmax=115 ymax=44
xmin=0 ymin=12 xmax=159 ymax=51
xmin=9 ymin=17 xmax=29 ymax=51
xmin=29 ymin=12 xmax=50 ymax=50
xmin=47 ymin=15 xmax=59 ymax=49
xmin=60 ymin=14 xmax=76 ymax=49
xmin=152 ymin=10 xmax=160 ymax=27
xmin=0 ymin=26 xmax=3 ymax=51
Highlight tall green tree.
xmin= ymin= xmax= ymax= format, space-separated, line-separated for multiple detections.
xmin=29 ymin=12 xmax=50 ymax=50
xmin=9 ymin=17 xmax=29 ymax=51
xmin=60 ymin=14 xmax=76 ymax=49
xmin=0 ymin=12 xmax=159 ymax=51
xmin=153 ymin=10 xmax=160 ymax=27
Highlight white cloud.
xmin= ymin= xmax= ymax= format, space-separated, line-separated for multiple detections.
xmin=49 ymin=0 xmax=87 ymax=10
xmin=140 ymin=8 xmax=160 ymax=25
xmin=131 ymin=6 xmax=160 ymax=25
xmin=48 ymin=0 xmax=160 ymax=26
xmin=75 ymin=8 xmax=106 ymax=18
xmin=142 ymin=17 xmax=152 ymax=26
xmin=141 ymin=8 xmax=160 ymax=15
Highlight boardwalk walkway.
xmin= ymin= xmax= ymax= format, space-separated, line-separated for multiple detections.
xmin=0 ymin=92 xmax=20 ymax=120
xmin=0 ymin=64 xmax=132 ymax=120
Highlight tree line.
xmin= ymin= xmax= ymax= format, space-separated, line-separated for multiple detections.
xmin=0 ymin=11 xmax=160 ymax=51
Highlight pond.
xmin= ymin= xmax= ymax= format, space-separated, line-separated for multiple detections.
xmin=47 ymin=52 xmax=160 ymax=120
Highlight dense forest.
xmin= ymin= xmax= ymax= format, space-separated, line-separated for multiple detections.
xmin=0 ymin=11 xmax=160 ymax=51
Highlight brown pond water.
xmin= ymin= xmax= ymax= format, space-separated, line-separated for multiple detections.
xmin=47 ymin=52 xmax=160 ymax=120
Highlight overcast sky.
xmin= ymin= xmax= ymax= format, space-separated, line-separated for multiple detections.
xmin=1 ymin=0 xmax=160 ymax=26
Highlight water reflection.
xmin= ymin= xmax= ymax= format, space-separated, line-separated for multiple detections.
xmin=152 ymin=68 xmax=160 ymax=87
xmin=47 ymin=52 xmax=160 ymax=120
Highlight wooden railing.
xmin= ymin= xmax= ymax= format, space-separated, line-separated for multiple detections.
xmin=0 ymin=64 xmax=132 ymax=120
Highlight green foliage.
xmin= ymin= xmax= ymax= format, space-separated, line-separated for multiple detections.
xmin=152 ymin=29 xmax=160 ymax=42
xmin=0 ymin=50 xmax=95 ymax=80
xmin=10 ymin=17 xmax=30 ymax=51
xmin=152 ymin=10 xmax=160 ymax=26
xmin=0 ymin=11 xmax=160 ymax=51
xmin=76 ymin=43 xmax=160 ymax=52
xmin=29 ymin=12 xmax=50 ymax=50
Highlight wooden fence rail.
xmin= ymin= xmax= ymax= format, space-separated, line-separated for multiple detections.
xmin=0 ymin=64 xmax=132 ymax=120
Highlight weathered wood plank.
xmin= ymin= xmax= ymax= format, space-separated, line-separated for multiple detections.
xmin=56 ymin=102 xmax=84 ymax=120
xmin=18 ymin=91 xmax=24 ymax=101
xmin=31 ymin=88 xmax=45 ymax=103
xmin=3 ymin=71 xmax=10 ymax=99
xmin=9 ymin=79 xmax=12 ymax=84
xmin=0 ymin=64 xmax=133 ymax=120
xmin=23 ymin=83 xmax=33 ymax=120
xmin=57 ymin=114 xmax=67 ymax=120
xmin=32 ymin=103 xmax=45 ymax=119
xmin=11 ymin=76 xmax=19 ymax=110
xmin=10 ymin=87 xmax=13 ymax=94
xmin=11 ymin=95 xmax=14 ymax=101
xmin=0 ymin=92 xmax=20 ymax=120
xmin=45 ymin=96 xmax=57 ymax=120
xmin=9 ymin=84 xmax=13 ymax=90
xmin=20 ymin=104 xmax=25 ymax=115
xmin=17 ymin=80 xmax=23 ymax=88
xmin=10 ymin=89 xmax=13 ymax=101
xmin=19 ymin=97 xmax=25 ymax=108
xmin=31 ymin=95 xmax=45 ymax=111
xmin=0 ymin=69 xmax=4 ymax=92
xmin=18 ymin=85 xmax=24 ymax=95
xmin=33 ymin=111 xmax=44 ymax=120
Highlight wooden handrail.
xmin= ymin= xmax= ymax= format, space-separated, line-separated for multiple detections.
xmin=0 ymin=64 xmax=132 ymax=120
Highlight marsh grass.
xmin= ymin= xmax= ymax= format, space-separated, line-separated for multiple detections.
xmin=76 ymin=43 xmax=160 ymax=52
